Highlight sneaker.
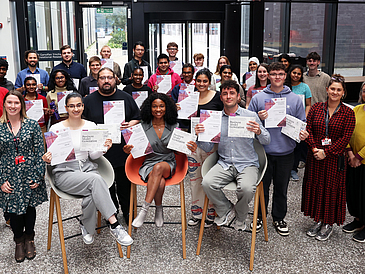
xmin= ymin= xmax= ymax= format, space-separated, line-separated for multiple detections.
xmin=298 ymin=161 xmax=306 ymax=169
xmin=110 ymin=225 xmax=133 ymax=246
xmin=273 ymin=220 xmax=289 ymax=236
xmin=307 ymin=221 xmax=322 ymax=237
xmin=80 ymin=224 xmax=94 ymax=245
xmin=290 ymin=170 xmax=299 ymax=181
xmin=315 ymin=224 xmax=333 ymax=241
xmin=352 ymin=228 xmax=365 ymax=243
xmin=343 ymin=219 xmax=364 ymax=233
xmin=214 ymin=206 xmax=235 ymax=226
xmin=233 ymin=220 xmax=246 ymax=231
xmin=204 ymin=220 xmax=214 ymax=228
xmin=6 ymin=219 xmax=10 ymax=227
xmin=250 ymin=218 xmax=263 ymax=233
xmin=188 ymin=217 xmax=201 ymax=226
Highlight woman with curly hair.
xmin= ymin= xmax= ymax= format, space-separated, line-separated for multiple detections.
xmin=46 ymin=69 xmax=77 ymax=125
xmin=124 ymin=93 xmax=197 ymax=228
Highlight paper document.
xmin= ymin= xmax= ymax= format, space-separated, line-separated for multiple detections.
xmin=169 ymin=60 xmax=183 ymax=75
xmin=103 ymin=100 xmax=125 ymax=124
xmin=44 ymin=128 xmax=75 ymax=165
xmin=72 ymin=78 xmax=80 ymax=90
xmin=177 ymin=90 xmax=199 ymax=119
xmin=198 ymin=110 xmax=222 ymax=143
xmin=156 ymin=75 xmax=172 ymax=94
xmin=101 ymin=59 xmax=114 ymax=70
xmin=132 ymin=91 xmax=148 ymax=108
xmin=264 ymin=97 xmax=286 ymax=128
xmin=191 ymin=117 xmax=200 ymax=137
xmin=96 ymin=124 xmax=121 ymax=144
xmin=122 ymin=123 xmax=153 ymax=159
xmin=80 ymin=129 xmax=108 ymax=151
xmin=140 ymin=66 xmax=149 ymax=85
xmin=167 ymin=128 xmax=197 ymax=155
xmin=228 ymin=116 xmax=255 ymax=138
xmin=281 ymin=114 xmax=307 ymax=143
xmin=57 ymin=91 xmax=72 ymax=114
xmin=26 ymin=74 xmax=41 ymax=85
xmin=25 ymin=100 xmax=45 ymax=124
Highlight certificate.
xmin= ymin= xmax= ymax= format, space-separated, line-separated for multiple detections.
xmin=281 ymin=114 xmax=307 ymax=143
xmin=96 ymin=124 xmax=121 ymax=144
xmin=191 ymin=117 xmax=200 ymax=137
xmin=101 ymin=58 xmax=114 ymax=70
xmin=167 ymin=128 xmax=197 ymax=155
xmin=132 ymin=91 xmax=148 ymax=108
xmin=264 ymin=97 xmax=286 ymax=128
xmin=26 ymin=74 xmax=41 ymax=85
xmin=44 ymin=128 xmax=76 ymax=166
xmin=156 ymin=75 xmax=172 ymax=94
xmin=245 ymin=72 xmax=255 ymax=90
xmin=122 ymin=123 xmax=153 ymax=159
xmin=25 ymin=100 xmax=45 ymax=124
xmin=89 ymin=87 xmax=99 ymax=94
xmin=177 ymin=90 xmax=199 ymax=119
xmin=72 ymin=78 xmax=80 ymax=90
xmin=169 ymin=60 xmax=183 ymax=75
xmin=57 ymin=91 xmax=72 ymax=114
xmin=198 ymin=110 xmax=222 ymax=143
xmin=179 ymin=82 xmax=195 ymax=92
xmin=80 ymin=129 xmax=108 ymax=151
xmin=103 ymin=100 xmax=125 ymax=124
xmin=228 ymin=116 xmax=255 ymax=138
xmin=140 ymin=66 xmax=149 ymax=85
xmin=251 ymin=89 xmax=263 ymax=97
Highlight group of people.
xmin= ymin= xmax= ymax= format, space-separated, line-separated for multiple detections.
xmin=0 ymin=40 xmax=364 ymax=265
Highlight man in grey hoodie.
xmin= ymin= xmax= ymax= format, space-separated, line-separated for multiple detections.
xmin=248 ymin=62 xmax=309 ymax=236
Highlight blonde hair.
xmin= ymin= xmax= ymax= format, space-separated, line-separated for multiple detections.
xmin=215 ymin=56 xmax=231 ymax=74
xmin=0 ymin=90 xmax=28 ymax=123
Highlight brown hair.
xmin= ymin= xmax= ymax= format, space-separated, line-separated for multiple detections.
xmin=0 ymin=90 xmax=28 ymax=123
xmin=167 ymin=42 xmax=178 ymax=49
xmin=215 ymin=56 xmax=231 ymax=74
xmin=328 ymin=74 xmax=347 ymax=99
xmin=193 ymin=53 xmax=204 ymax=61
xmin=89 ymin=56 xmax=101 ymax=65
xmin=60 ymin=45 xmax=72 ymax=53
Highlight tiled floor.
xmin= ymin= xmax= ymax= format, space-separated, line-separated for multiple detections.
xmin=0 ymin=168 xmax=364 ymax=273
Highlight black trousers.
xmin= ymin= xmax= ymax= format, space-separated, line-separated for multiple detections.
xmin=9 ymin=206 xmax=36 ymax=239
xmin=292 ymin=141 xmax=308 ymax=172
xmin=259 ymin=152 xmax=294 ymax=222
xmin=109 ymin=165 xmax=131 ymax=222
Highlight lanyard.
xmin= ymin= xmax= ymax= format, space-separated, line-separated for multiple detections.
xmin=323 ymin=103 xmax=340 ymax=137
xmin=8 ymin=121 xmax=21 ymax=154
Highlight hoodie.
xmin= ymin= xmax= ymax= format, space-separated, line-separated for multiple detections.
xmin=147 ymin=67 xmax=182 ymax=96
xmin=248 ymin=84 xmax=306 ymax=156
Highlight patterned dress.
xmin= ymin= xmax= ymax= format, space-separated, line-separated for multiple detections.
xmin=0 ymin=119 xmax=47 ymax=215
xmin=302 ymin=102 xmax=355 ymax=225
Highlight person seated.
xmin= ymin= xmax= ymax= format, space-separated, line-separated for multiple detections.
xmin=42 ymin=92 xmax=133 ymax=246
xmin=123 ymin=93 xmax=197 ymax=228
xmin=196 ymin=80 xmax=270 ymax=230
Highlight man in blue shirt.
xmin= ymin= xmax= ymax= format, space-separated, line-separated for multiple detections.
xmin=196 ymin=80 xmax=270 ymax=231
xmin=14 ymin=50 xmax=49 ymax=97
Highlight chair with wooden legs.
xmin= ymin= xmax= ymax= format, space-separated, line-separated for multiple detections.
xmin=196 ymin=139 xmax=268 ymax=271
xmin=46 ymin=156 xmax=123 ymax=274
xmin=125 ymin=152 xmax=188 ymax=259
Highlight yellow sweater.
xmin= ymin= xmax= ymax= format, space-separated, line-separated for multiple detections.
xmin=348 ymin=104 xmax=365 ymax=164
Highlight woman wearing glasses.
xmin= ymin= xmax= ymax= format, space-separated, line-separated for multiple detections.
xmin=302 ymin=74 xmax=355 ymax=241
xmin=42 ymin=92 xmax=133 ymax=247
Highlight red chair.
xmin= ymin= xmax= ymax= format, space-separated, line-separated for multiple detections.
xmin=125 ymin=152 xmax=188 ymax=259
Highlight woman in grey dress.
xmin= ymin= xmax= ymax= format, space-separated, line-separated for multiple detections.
xmin=124 ymin=93 xmax=197 ymax=228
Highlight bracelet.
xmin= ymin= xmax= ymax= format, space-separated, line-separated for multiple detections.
xmin=322 ymin=150 xmax=326 ymax=158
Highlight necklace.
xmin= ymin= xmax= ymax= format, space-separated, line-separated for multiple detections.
xmin=152 ymin=123 xmax=164 ymax=131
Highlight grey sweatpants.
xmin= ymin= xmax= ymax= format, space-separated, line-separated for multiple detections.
xmin=52 ymin=159 xmax=117 ymax=235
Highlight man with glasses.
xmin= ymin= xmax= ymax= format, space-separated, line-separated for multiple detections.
xmin=248 ymin=62 xmax=308 ymax=236
xmin=171 ymin=63 xmax=195 ymax=102
xmin=121 ymin=41 xmax=152 ymax=86
xmin=83 ymin=67 xmax=141 ymax=224
xmin=166 ymin=42 xmax=184 ymax=76
xmin=303 ymin=52 xmax=330 ymax=105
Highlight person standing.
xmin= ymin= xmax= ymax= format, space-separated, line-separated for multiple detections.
xmin=248 ymin=62 xmax=308 ymax=236
xmin=14 ymin=50 xmax=49 ymax=97
xmin=246 ymin=63 xmax=270 ymax=109
xmin=83 ymin=68 xmax=141 ymax=223
xmin=303 ymin=52 xmax=330 ymax=105
xmin=0 ymin=90 xmax=47 ymax=262
xmin=78 ymin=56 xmax=102 ymax=97
xmin=0 ymin=59 xmax=14 ymax=91
xmin=100 ymin=45 xmax=122 ymax=83
xmin=302 ymin=74 xmax=355 ymax=241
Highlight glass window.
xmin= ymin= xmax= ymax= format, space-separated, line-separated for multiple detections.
xmin=334 ymin=4 xmax=365 ymax=76
xmin=149 ymin=23 xmax=160 ymax=71
xmin=289 ymin=3 xmax=326 ymax=59
xmin=191 ymin=23 xmax=208 ymax=68
xmin=208 ymin=23 xmax=221 ymax=72
xmin=240 ymin=4 xmax=250 ymax=83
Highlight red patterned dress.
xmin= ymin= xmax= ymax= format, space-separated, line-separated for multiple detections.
xmin=302 ymin=101 xmax=355 ymax=225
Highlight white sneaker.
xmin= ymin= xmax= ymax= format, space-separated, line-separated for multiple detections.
xmin=80 ymin=224 xmax=94 ymax=245
xmin=233 ymin=220 xmax=246 ymax=231
xmin=214 ymin=206 xmax=235 ymax=226
xmin=110 ymin=225 xmax=133 ymax=246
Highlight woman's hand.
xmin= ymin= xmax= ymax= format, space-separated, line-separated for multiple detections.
xmin=123 ymin=144 xmax=134 ymax=154
xmin=152 ymin=85 xmax=159 ymax=92
xmin=258 ymin=110 xmax=268 ymax=120
xmin=246 ymin=120 xmax=261 ymax=135
xmin=348 ymin=151 xmax=362 ymax=168
xmin=104 ymin=138 xmax=112 ymax=151
xmin=43 ymin=108 xmax=53 ymax=115
xmin=120 ymin=121 xmax=130 ymax=130
xmin=242 ymin=83 xmax=247 ymax=90
xmin=42 ymin=152 xmax=52 ymax=164
xmin=29 ymin=180 xmax=39 ymax=189
xmin=186 ymin=141 xmax=197 ymax=153
xmin=195 ymin=123 xmax=205 ymax=135
xmin=313 ymin=148 xmax=326 ymax=160
xmin=1 ymin=181 xmax=13 ymax=193
xmin=299 ymin=130 xmax=309 ymax=141
xmin=176 ymin=103 xmax=181 ymax=111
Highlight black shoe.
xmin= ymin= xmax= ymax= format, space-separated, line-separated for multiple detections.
xmin=343 ymin=219 xmax=364 ymax=233
xmin=250 ymin=218 xmax=263 ymax=233
xmin=353 ymin=228 xmax=365 ymax=243
xmin=273 ymin=220 xmax=289 ymax=236
xmin=188 ymin=217 xmax=201 ymax=226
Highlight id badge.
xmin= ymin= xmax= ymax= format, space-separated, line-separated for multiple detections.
xmin=15 ymin=156 xmax=25 ymax=165
xmin=321 ymin=137 xmax=332 ymax=146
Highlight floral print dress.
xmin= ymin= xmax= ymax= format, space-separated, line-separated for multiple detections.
xmin=0 ymin=119 xmax=47 ymax=215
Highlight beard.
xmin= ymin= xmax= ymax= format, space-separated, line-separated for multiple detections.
xmin=98 ymin=83 xmax=116 ymax=95
xmin=27 ymin=61 xmax=38 ymax=68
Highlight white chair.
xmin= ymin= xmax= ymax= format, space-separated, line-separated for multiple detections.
xmin=196 ymin=139 xmax=268 ymax=271
xmin=46 ymin=156 xmax=123 ymax=274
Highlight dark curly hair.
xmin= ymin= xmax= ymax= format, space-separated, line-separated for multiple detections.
xmin=140 ymin=93 xmax=177 ymax=125
xmin=49 ymin=69 xmax=77 ymax=93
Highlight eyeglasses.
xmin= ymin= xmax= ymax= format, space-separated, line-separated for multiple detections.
xmin=331 ymin=76 xmax=344 ymax=82
xmin=55 ymin=76 xmax=65 ymax=80
xmin=99 ymin=76 xmax=114 ymax=81
xmin=66 ymin=103 xmax=83 ymax=109
xmin=269 ymin=73 xmax=286 ymax=78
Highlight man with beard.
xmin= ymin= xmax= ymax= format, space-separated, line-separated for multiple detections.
xmin=83 ymin=67 xmax=141 ymax=224
xmin=14 ymin=50 xmax=49 ymax=96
